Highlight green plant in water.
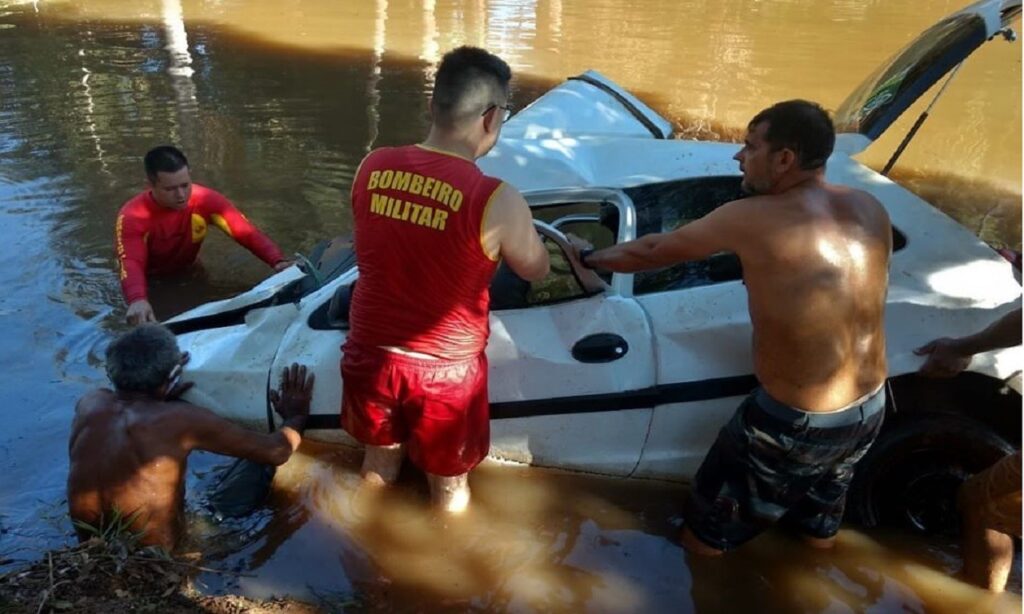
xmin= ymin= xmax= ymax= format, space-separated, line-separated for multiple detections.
xmin=70 ymin=508 xmax=164 ymax=573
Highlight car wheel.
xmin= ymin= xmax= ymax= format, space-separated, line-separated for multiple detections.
xmin=847 ymin=414 xmax=1015 ymax=535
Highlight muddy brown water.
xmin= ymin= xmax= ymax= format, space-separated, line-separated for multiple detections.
xmin=0 ymin=0 xmax=1020 ymax=611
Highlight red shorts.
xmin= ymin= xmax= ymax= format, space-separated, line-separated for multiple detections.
xmin=340 ymin=342 xmax=490 ymax=477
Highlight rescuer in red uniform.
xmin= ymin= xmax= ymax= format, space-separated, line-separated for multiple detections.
xmin=342 ymin=47 xmax=550 ymax=512
xmin=114 ymin=146 xmax=291 ymax=324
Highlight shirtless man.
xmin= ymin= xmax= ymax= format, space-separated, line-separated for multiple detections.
xmin=577 ymin=100 xmax=892 ymax=554
xmin=115 ymin=146 xmax=292 ymax=325
xmin=67 ymin=324 xmax=313 ymax=550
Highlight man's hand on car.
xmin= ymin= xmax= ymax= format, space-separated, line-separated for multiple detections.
xmin=269 ymin=363 xmax=314 ymax=425
xmin=914 ymin=338 xmax=972 ymax=378
xmin=565 ymin=233 xmax=593 ymax=263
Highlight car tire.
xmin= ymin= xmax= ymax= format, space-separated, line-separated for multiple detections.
xmin=847 ymin=413 xmax=1015 ymax=535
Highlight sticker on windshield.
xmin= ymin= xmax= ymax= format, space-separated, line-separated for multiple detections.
xmin=859 ymin=67 xmax=911 ymax=120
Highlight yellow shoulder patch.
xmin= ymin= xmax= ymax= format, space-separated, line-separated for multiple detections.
xmin=190 ymin=213 xmax=208 ymax=243
xmin=210 ymin=213 xmax=235 ymax=237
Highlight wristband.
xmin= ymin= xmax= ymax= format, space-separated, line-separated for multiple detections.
xmin=579 ymin=248 xmax=596 ymax=270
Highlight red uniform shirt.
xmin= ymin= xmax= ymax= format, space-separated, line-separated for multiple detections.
xmin=114 ymin=184 xmax=284 ymax=304
xmin=348 ymin=145 xmax=504 ymax=360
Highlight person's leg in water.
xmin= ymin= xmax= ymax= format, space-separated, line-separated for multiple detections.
xmin=961 ymin=506 xmax=1014 ymax=592
xmin=361 ymin=443 xmax=404 ymax=487
xmin=958 ymin=452 xmax=1021 ymax=592
xmin=682 ymin=388 xmax=884 ymax=557
xmin=413 ymin=353 xmax=488 ymax=514
xmin=427 ymin=472 xmax=471 ymax=513
xmin=341 ymin=345 xmax=409 ymax=489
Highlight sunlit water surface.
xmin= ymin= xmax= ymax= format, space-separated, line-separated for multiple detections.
xmin=0 ymin=0 xmax=1019 ymax=611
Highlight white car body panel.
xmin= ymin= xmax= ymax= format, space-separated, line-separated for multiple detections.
xmin=632 ymin=280 xmax=754 ymax=479
xmin=176 ymin=303 xmax=300 ymax=429
xmin=500 ymin=69 xmax=672 ymax=141
xmin=487 ymin=294 xmax=655 ymax=474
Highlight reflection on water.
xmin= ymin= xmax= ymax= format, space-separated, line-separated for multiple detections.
xmin=8 ymin=0 xmax=1019 ymax=242
xmin=0 ymin=0 xmax=1020 ymax=610
xmin=889 ymin=168 xmax=1023 ymax=250
xmin=186 ymin=442 xmax=1021 ymax=612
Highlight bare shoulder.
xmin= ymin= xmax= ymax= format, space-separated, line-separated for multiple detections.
xmin=708 ymin=195 xmax=755 ymax=216
xmin=825 ymin=184 xmax=889 ymax=223
xmin=857 ymin=188 xmax=888 ymax=218
xmin=75 ymin=388 xmax=115 ymax=416
xmin=150 ymin=400 xmax=229 ymax=429
xmin=70 ymin=390 xmax=119 ymax=448
xmin=707 ymin=195 xmax=775 ymax=228
xmin=828 ymin=183 xmax=885 ymax=208
xmin=491 ymin=180 xmax=519 ymax=208
xmin=97 ymin=400 xmax=227 ymax=442
xmin=482 ymin=181 xmax=526 ymax=233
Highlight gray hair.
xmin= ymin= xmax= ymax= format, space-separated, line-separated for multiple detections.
xmin=105 ymin=324 xmax=181 ymax=392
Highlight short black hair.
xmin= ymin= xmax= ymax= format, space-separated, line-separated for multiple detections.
xmin=431 ymin=46 xmax=512 ymax=129
xmin=144 ymin=146 xmax=189 ymax=182
xmin=749 ymin=100 xmax=834 ymax=170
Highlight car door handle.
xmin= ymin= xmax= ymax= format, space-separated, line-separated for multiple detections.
xmin=572 ymin=333 xmax=629 ymax=363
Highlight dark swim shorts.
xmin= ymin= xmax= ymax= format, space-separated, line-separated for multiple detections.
xmin=684 ymin=386 xmax=885 ymax=551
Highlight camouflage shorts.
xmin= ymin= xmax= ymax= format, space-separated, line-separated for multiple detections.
xmin=684 ymin=386 xmax=885 ymax=551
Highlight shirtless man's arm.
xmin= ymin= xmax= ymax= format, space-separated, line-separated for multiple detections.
xmin=582 ymin=200 xmax=744 ymax=272
xmin=482 ymin=184 xmax=550 ymax=281
xmin=915 ymin=306 xmax=1022 ymax=378
xmin=178 ymin=364 xmax=314 ymax=465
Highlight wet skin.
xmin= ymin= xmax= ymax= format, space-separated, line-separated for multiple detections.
xmin=585 ymin=121 xmax=891 ymax=412
xmin=731 ymin=179 xmax=891 ymax=411
xmin=67 ymin=364 xmax=313 ymax=550
xmin=583 ymin=120 xmax=892 ymax=556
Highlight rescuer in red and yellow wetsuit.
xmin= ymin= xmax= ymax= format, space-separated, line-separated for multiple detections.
xmin=115 ymin=146 xmax=291 ymax=324
xmin=341 ymin=47 xmax=549 ymax=513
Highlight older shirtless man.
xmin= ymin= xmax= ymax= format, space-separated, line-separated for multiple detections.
xmin=578 ymin=100 xmax=891 ymax=554
xmin=68 ymin=324 xmax=313 ymax=550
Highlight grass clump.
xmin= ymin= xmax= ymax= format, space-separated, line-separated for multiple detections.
xmin=0 ymin=510 xmax=327 ymax=613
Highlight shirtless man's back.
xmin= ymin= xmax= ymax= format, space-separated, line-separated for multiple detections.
xmin=580 ymin=100 xmax=891 ymax=555
xmin=734 ymin=182 xmax=890 ymax=411
xmin=68 ymin=325 xmax=313 ymax=550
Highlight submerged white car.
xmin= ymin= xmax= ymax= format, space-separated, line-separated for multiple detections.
xmin=170 ymin=0 xmax=1022 ymax=533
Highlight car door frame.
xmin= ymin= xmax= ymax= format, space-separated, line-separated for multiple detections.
xmin=484 ymin=187 xmax=657 ymax=476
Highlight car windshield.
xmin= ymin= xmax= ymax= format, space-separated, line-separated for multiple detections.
xmin=834 ymin=13 xmax=987 ymax=140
